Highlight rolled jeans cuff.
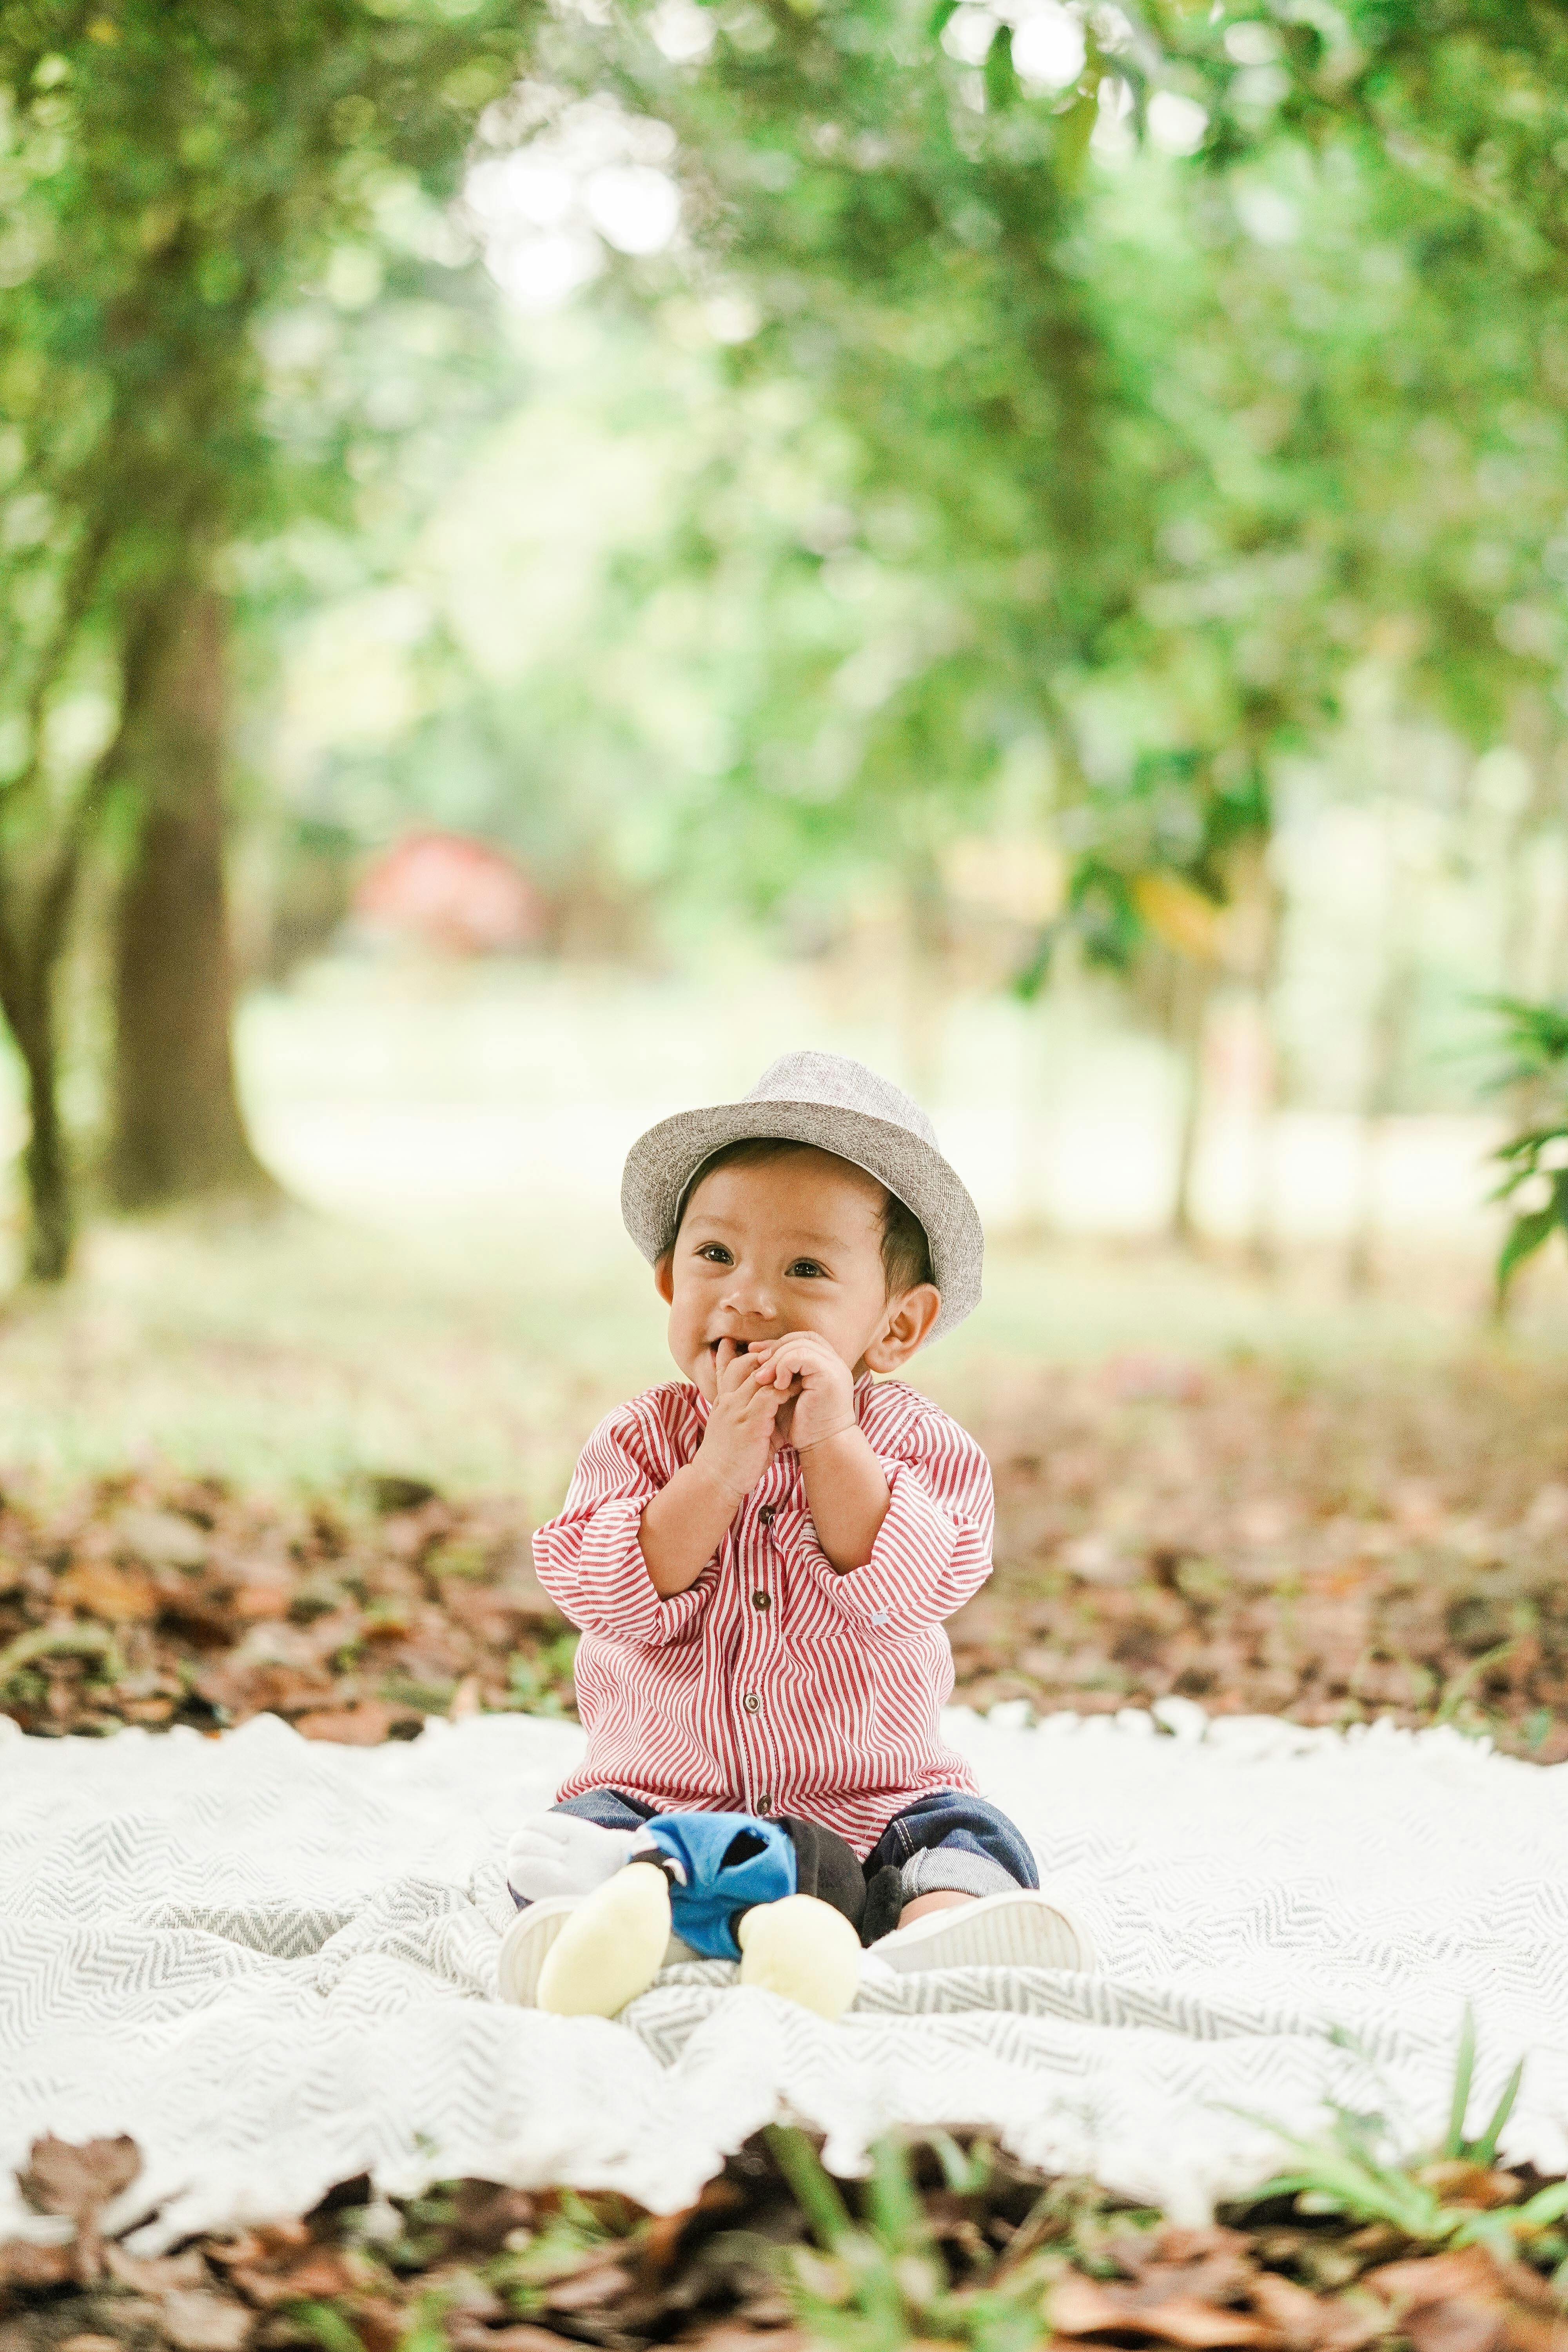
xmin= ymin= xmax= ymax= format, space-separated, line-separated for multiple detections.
xmin=900 ymin=1848 xmax=1018 ymax=1902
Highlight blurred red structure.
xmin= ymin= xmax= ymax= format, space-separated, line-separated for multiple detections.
xmin=352 ymin=831 xmax=545 ymax=956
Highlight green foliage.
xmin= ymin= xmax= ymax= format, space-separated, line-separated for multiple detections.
xmin=6 ymin=0 xmax=1568 ymax=1264
xmin=1485 ymin=997 xmax=1568 ymax=1303
xmin=1239 ymin=2007 xmax=1566 ymax=2266
xmin=477 ymin=0 xmax=1568 ymax=1004
xmin=1441 ymin=2005 xmax=1522 ymax=2169
xmin=504 ymin=1632 xmax=580 ymax=1716
xmin=283 ymin=2301 xmax=364 ymax=2352
xmin=0 ymin=0 xmax=536 ymax=1269
xmin=509 ymin=0 xmax=1156 ymax=930
xmin=0 ymin=0 xmax=532 ymax=768
xmin=765 ymin=2125 xmax=1060 ymax=2352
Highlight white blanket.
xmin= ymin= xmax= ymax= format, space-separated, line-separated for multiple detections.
xmin=4 ymin=1704 xmax=1567 ymax=2247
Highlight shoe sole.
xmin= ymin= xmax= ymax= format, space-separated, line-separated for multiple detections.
xmin=873 ymin=1890 xmax=1096 ymax=1974
xmin=496 ymin=1899 xmax=577 ymax=2006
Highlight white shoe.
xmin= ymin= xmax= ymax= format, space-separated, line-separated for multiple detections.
xmin=496 ymin=1895 xmax=578 ymax=2007
xmin=871 ymin=1888 xmax=1096 ymax=1974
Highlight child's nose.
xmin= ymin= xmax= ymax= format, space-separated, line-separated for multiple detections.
xmin=721 ymin=1267 xmax=780 ymax=1320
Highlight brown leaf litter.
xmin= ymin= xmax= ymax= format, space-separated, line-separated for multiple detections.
xmin=4 ymin=2136 xmax=1566 ymax=2352
xmin=5 ymin=1352 xmax=1568 ymax=1754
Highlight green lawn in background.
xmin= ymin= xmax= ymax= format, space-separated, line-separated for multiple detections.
xmin=0 ymin=960 xmax=1562 ymax=1502
xmin=0 ymin=1201 xmax=1562 ymax=1505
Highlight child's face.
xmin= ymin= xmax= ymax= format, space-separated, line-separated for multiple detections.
xmin=656 ymin=1148 xmax=934 ymax=1402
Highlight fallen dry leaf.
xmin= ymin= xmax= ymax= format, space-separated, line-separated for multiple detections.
xmin=54 ymin=1561 xmax=159 ymax=1622
xmin=445 ymin=2327 xmax=570 ymax=2352
xmin=1247 ymin=2270 xmax=1386 ymax=2351
xmin=114 ymin=1508 xmax=210 ymax=1570
xmin=16 ymin=2136 xmax=140 ymax=2228
xmin=443 ymin=2182 xmax=538 ymax=2255
xmin=104 ymin=2246 xmax=212 ymax=2293
xmin=1416 ymin=2167 xmax=1526 ymax=2212
xmin=545 ymin=2256 xmax=639 ymax=2312
xmin=674 ymin=2333 xmax=811 ymax=2352
xmin=1049 ymin=2269 xmax=1284 ymax=2346
xmin=1367 ymin=2245 xmax=1568 ymax=2352
xmin=158 ymin=2287 xmax=255 ymax=2352
xmin=340 ymin=2295 xmax=406 ymax=2352
xmin=0 ymin=2239 xmax=75 ymax=2295
xmin=1369 ymin=2247 xmax=1506 ymax=2307
xmin=228 ymin=2246 xmax=362 ymax=2307
xmin=292 ymin=1704 xmax=399 ymax=1745
xmin=4 ymin=1354 xmax=1568 ymax=1751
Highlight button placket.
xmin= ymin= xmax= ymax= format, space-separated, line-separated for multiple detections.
xmin=751 ymin=1492 xmax=777 ymax=1623
xmin=737 ymin=1485 xmax=779 ymax=1808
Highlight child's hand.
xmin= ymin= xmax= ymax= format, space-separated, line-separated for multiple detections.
xmin=696 ymin=1337 xmax=792 ymax=1500
xmin=748 ymin=1330 xmax=856 ymax=1454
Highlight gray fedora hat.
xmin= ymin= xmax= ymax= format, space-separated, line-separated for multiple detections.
xmin=621 ymin=1049 xmax=983 ymax=1340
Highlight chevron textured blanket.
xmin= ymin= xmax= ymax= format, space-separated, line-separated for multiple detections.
xmin=4 ymin=1705 xmax=1566 ymax=2248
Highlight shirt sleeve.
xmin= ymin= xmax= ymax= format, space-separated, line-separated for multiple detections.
xmin=532 ymin=1401 xmax=718 ymax=1648
xmin=786 ymin=1405 xmax=995 ymax=1638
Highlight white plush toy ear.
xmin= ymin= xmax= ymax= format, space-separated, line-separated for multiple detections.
xmin=537 ymin=1862 xmax=672 ymax=2017
xmin=736 ymin=1895 xmax=862 ymax=2020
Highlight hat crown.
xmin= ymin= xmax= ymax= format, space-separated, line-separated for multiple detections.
xmin=744 ymin=1051 xmax=938 ymax=1149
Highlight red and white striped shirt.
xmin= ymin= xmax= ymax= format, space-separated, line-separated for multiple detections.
xmin=533 ymin=1376 xmax=993 ymax=1855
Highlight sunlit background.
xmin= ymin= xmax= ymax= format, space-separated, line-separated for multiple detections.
xmin=3 ymin=0 xmax=1568 ymax=1502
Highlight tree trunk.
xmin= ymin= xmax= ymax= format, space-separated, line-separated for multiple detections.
xmin=1169 ymin=960 xmax=1211 ymax=1251
xmin=1347 ymin=815 xmax=1416 ymax=1296
xmin=108 ymin=585 xmax=272 ymax=1210
xmin=13 ymin=993 xmax=72 ymax=1281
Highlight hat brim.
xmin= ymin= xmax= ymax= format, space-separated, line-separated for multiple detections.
xmin=621 ymin=1099 xmax=983 ymax=1341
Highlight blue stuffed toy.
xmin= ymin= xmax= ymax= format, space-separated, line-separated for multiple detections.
xmin=634 ymin=1812 xmax=797 ymax=1960
xmin=499 ymin=1806 xmax=866 ymax=2021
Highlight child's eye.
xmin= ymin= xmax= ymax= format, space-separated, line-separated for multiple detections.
xmin=788 ymin=1259 xmax=826 ymax=1279
xmin=697 ymin=1244 xmax=733 ymax=1265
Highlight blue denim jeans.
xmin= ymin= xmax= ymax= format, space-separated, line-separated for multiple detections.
xmin=554 ymin=1785 xmax=1038 ymax=1910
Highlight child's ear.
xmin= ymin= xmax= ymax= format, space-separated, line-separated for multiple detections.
xmin=862 ymin=1283 xmax=940 ymax=1372
xmin=654 ymin=1253 xmax=675 ymax=1305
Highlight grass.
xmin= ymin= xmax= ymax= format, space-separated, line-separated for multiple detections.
xmin=0 ymin=1197 xmax=1563 ymax=1505
xmin=0 ymin=956 xmax=1564 ymax=1496
xmin=1232 ymin=2009 xmax=1568 ymax=2278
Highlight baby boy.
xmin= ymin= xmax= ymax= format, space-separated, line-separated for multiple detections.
xmin=497 ymin=1050 xmax=1091 ymax=2016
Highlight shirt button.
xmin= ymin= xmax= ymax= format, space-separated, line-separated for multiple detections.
xmin=757 ymin=1791 xmax=771 ymax=1813
xmin=757 ymin=1504 xmax=776 ymax=1527
xmin=742 ymin=1690 xmax=761 ymax=1713
xmin=752 ymin=1590 xmax=771 ymax=1612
